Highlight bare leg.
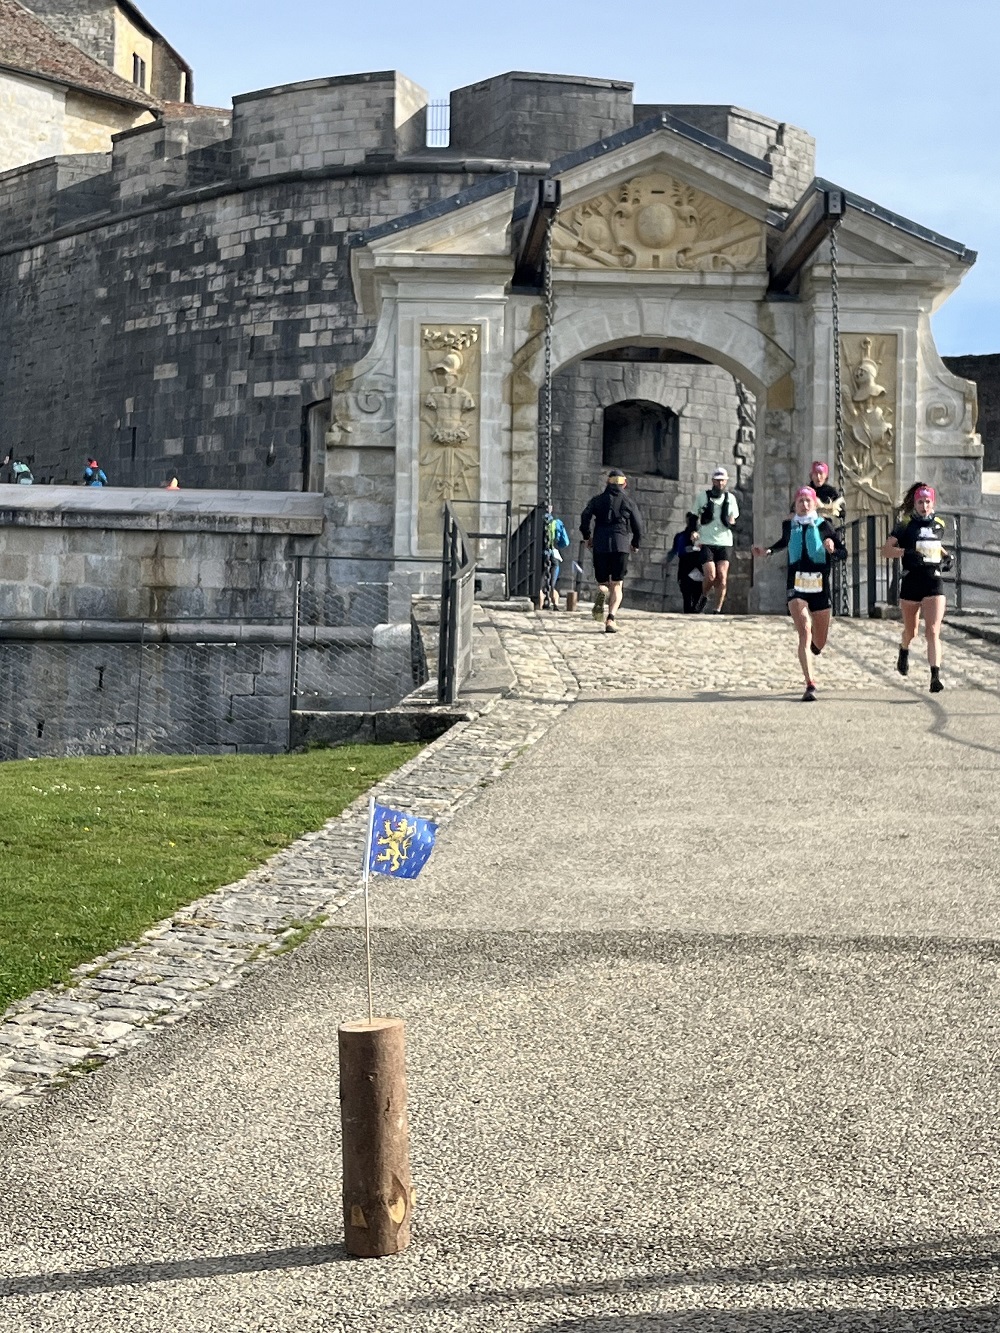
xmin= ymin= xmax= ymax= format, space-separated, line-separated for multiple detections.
xmin=900 ymin=600 xmax=921 ymax=648
xmin=811 ymin=608 xmax=832 ymax=652
xmin=922 ymin=594 xmax=946 ymax=667
xmin=714 ymin=560 xmax=730 ymax=611
xmin=607 ymin=580 xmax=624 ymax=618
xmin=789 ymin=597 xmax=813 ymax=685
xmin=700 ymin=560 xmax=717 ymax=609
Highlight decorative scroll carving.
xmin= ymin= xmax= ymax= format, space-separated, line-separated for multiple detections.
xmin=840 ymin=334 xmax=897 ymax=519
xmin=418 ymin=326 xmax=480 ymax=550
xmin=328 ymin=374 xmax=395 ymax=448
xmin=551 ymin=172 xmax=765 ymax=272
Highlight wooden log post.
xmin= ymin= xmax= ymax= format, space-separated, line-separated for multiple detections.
xmin=566 ymin=589 xmax=579 ymax=611
xmin=338 ymin=1017 xmax=415 ymax=1258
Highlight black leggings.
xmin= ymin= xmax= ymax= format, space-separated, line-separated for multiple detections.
xmin=680 ymin=578 xmax=701 ymax=613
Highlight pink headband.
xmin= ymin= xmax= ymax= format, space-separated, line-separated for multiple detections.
xmin=914 ymin=486 xmax=935 ymax=502
xmin=811 ymin=461 xmax=829 ymax=477
xmin=796 ymin=487 xmax=817 ymax=502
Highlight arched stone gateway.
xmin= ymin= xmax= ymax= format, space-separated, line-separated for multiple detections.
xmin=334 ymin=112 xmax=980 ymax=612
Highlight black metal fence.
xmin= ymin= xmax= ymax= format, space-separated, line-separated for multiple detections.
xmin=438 ymin=505 xmax=475 ymax=704
xmin=843 ymin=510 xmax=1000 ymax=618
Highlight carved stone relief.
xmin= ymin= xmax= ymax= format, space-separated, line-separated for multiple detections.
xmin=839 ymin=334 xmax=897 ymax=519
xmin=551 ymin=172 xmax=765 ymax=272
xmin=418 ymin=326 xmax=480 ymax=550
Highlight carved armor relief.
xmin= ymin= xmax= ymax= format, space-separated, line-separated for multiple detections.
xmin=418 ymin=326 xmax=481 ymax=551
xmin=551 ymin=171 xmax=765 ymax=272
xmin=839 ymin=334 xmax=897 ymax=520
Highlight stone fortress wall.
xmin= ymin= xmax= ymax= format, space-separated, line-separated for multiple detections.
xmin=0 ymin=70 xmax=814 ymax=550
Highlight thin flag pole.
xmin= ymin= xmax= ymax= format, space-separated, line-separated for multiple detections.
xmin=362 ymin=795 xmax=376 ymax=1024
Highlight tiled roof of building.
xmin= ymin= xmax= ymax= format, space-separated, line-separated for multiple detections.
xmin=0 ymin=0 xmax=160 ymax=110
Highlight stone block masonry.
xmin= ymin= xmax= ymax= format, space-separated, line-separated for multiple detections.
xmin=0 ymin=69 xmax=814 ymax=521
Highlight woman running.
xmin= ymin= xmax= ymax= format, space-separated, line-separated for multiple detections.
xmin=753 ymin=486 xmax=846 ymax=702
xmin=882 ymin=482 xmax=950 ymax=693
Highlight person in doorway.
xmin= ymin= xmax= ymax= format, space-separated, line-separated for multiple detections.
xmin=801 ymin=461 xmax=845 ymax=523
xmin=882 ymin=482 xmax=951 ymax=693
xmin=580 ymin=470 xmax=643 ymax=634
xmin=693 ymin=466 xmax=739 ymax=613
xmin=665 ymin=512 xmax=706 ymax=613
xmin=82 ymin=457 xmax=108 ymax=486
xmin=753 ymin=485 xmax=846 ymax=701
xmin=542 ymin=509 xmax=570 ymax=609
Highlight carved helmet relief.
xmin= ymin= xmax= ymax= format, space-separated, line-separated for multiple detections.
xmin=552 ymin=172 xmax=765 ymax=272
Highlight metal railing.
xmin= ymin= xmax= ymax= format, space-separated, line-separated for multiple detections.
xmin=445 ymin=500 xmax=513 ymax=596
xmin=425 ymin=100 xmax=450 ymax=148
xmin=843 ymin=510 xmax=1000 ymax=618
xmin=438 ymin=504 xmax=475 ymax=704
xmin=509 ymin=502 xmax=546 ymax=601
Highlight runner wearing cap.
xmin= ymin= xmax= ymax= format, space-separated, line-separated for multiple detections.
xmin=882 ymin=482 xmax=951 ymax=692
xmin=693 ymin=466 xmax=739 ymax=613
xmin=580 ymin=470 xmax=644 ymax=634
xmin=753 ymin=485 xmax=846 ymax=702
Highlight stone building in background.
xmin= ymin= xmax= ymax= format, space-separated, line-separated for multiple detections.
xmin=0 ymin=0 xmax=194 ymax=173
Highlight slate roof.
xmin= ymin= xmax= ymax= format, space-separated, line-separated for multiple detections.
xmin=0 ymin=0 xmax=160 ymax=110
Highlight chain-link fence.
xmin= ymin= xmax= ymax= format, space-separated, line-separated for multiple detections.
xmin=290 ymin=557 xmax=434 ymax=713
xmin=0 ymin=622 xmax=291 ymax=762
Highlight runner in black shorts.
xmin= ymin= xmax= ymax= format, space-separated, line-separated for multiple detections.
xmin=883 ymin=482 xmax=950 ymax=692
xmin=753 ymin=486 xmax=846 ymax=701
xmin=580 ymin=471 xmax=644 ymax=634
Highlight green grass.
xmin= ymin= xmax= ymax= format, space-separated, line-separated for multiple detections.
xmin=0 ymin=744 xmax=421 ymax=1012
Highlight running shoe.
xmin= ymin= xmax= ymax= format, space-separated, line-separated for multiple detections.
xmin=930 ymin=674 xmax=944 ymax=693
xmin=801 ymin=683 xmax=817 ymax=702
xmin=592 ymin=590 xmax=605 ymax=621
xmin=810 ymin=640 xmax=822 ymax=656
xmin=605 ymin=615 xmax=618 ymax=634
xmin=695 ymin=594 xmax=709 ymax=614
xmin=896 ymin=646 xmax=909 ymax=676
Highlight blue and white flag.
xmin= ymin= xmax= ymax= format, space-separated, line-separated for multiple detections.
xmin=366 ymin=804 xmax=437 ymax=880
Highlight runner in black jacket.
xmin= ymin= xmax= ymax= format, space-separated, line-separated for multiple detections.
xmin=580 ymin=471 xmax=644 ymax=634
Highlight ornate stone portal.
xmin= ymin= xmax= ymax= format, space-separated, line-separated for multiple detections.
xmin=551 ymin=171 xmax=765 ymax=272
xmin=418 ymin=326 xmax=481 ymax=550
xmin=839 ymin=334 xmax=897 ymax=520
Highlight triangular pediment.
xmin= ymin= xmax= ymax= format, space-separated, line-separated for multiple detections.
xmin=551 ymin=168 xmax=766 ymax=274
xmin=362 ymin=176 xmax=517 ymax=257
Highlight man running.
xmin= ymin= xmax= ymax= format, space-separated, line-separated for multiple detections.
xmin=693 ymin=466 xmax=739 ymax=613
xmin=580 ymin=470 xmax=643 ymax=634
xmin=753 ymin=485 xmax=846 ymax=701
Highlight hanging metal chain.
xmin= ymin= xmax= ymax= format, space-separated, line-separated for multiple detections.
xmin=540 ymin=209 xmax=557 ymax=520
xmin=830 ymin=220 xmax=850 ymax=615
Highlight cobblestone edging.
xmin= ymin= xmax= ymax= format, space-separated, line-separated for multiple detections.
xmin=0 ymin=614 xmax=573 ymax=1110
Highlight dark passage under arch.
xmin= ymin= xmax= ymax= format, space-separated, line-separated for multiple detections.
xmin=602 ymin=399 xmax=679 ymax=479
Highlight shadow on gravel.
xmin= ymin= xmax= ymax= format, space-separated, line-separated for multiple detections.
xmin=385 ymin=1236 xmax=1000 ymax=1320
xmin=0 ymin=1242 xmax=349 ymax=1298
xmin=536 ymin=1309 xmax=1000 ymax=1330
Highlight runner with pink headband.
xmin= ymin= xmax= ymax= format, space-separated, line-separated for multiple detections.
xmin=753 ymin=484 xmax=846 ymax=702
xmin=799 ymin=460 xmax=845 ymax=523
xmin=882 ymin=482 xmax=951 ymax=691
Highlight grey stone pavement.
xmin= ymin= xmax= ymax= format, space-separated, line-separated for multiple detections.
xmin=1 ymin=608 xmax=999 ymax=1331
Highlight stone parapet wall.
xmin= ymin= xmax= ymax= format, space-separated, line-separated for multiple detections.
xmin=231 ymin=72 xmax=428 ymax=179
xmin=450 ymin=71 xmax=633 ymax=164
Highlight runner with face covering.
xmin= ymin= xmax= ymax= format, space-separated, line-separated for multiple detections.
xmin=882 ymin=483 xmax=951 ymax=692
xmin=753 ymin=486 xmax=846 ymax=702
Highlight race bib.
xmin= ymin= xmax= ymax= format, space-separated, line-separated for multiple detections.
xmin=793 ymin=571 xmax=823 ymax=594
xmin=916 ymin=539 xmax=942 ymax=564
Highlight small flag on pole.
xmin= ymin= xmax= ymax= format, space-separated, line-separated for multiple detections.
xmin=367 ymin=804 xmax=438 ymax=879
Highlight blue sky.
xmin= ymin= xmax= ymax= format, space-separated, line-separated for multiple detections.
xmin=139 ymin=0 xmax=999 ymax=355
